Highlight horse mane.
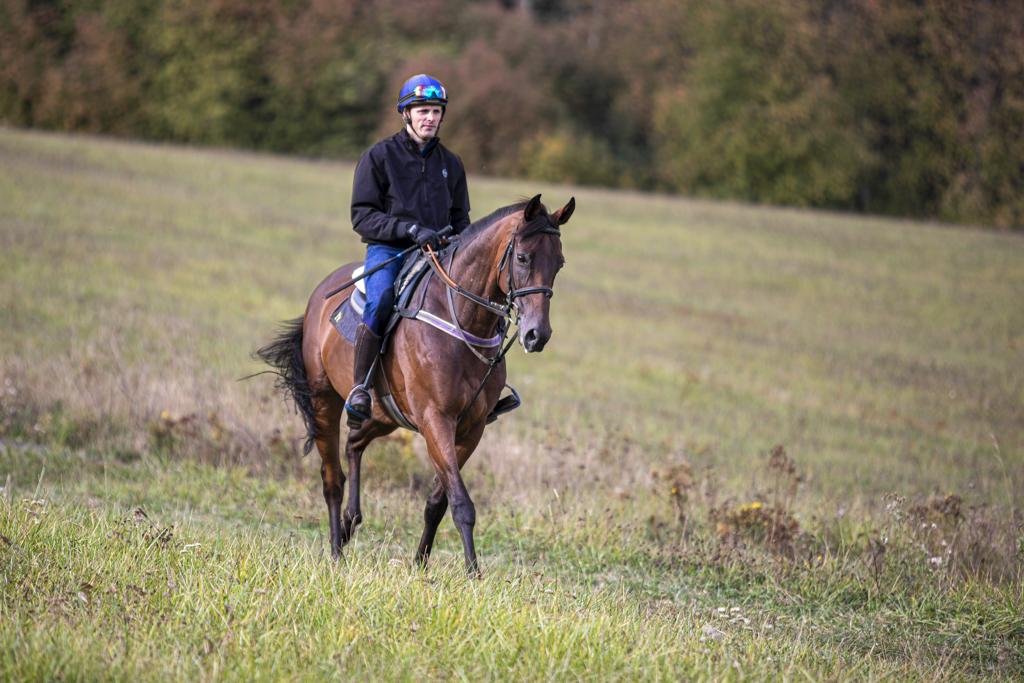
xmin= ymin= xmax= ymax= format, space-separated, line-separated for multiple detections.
xmin=457 ymin=198 xmax=549 ymax=245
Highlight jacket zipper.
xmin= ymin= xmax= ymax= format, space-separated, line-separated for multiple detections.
xmin=421 ymin=158 xmax=426 ymax=217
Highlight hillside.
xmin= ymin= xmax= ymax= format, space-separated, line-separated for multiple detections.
xmin=1 ymin=128 xmax=1022 ymax=680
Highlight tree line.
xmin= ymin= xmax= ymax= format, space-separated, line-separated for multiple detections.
xmin=3 ymin=0 xmax=1022 ymax=229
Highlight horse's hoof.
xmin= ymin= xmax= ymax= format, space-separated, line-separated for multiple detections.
xmin=341 ymin=513 xmax=362 ymax=545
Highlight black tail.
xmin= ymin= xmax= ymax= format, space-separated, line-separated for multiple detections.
xmin=255 ymin=317 xmax=318 ymax=455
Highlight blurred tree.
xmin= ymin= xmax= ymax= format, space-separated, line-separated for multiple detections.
xmin=145 ymin=0 xmax=275 ymax=146
xmin=653 ymin=0 xmax=870 ymax=207
xmin=830 ymin=0 xmax=1024 ymax=227
xmin=2 ymin=0 xmax=1021 ymax=228
xmin=35 ymin=13 xmax=140 ymax=133
xmin=262 ymin=0 xmax=395 ymax=156
xmin=448 ymin=41 xmax=555 ymax=176
xmin=554 ymin=0 xmax=693 ymax=188
xmin=0 ymin=1 xmax=154 ymax=133
xmin=519 ymin=126 xmax=619 ymax=185
xmin=0 ymin=1 xmax=64 ymax=126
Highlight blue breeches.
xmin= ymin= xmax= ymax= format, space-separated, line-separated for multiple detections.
xmin=362 ymin=244 xmax=405 ymax=336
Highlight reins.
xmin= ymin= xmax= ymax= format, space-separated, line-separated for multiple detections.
xmin=425 ymin=244 xmax=507 ymax=318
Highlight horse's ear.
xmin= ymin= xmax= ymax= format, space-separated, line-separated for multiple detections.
xmin=524 ymin=194 xmax=543 ymax=222
xmin=552 ymin=197 xmax=575 ymax=226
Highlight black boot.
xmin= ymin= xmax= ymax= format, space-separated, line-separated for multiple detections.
xmin=345 ymin=323 xmax=382 ymax=429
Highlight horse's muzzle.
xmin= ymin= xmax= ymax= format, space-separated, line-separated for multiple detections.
xmin=521 ymin=326 xmax=550 ymax=353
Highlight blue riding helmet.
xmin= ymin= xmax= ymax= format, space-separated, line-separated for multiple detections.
xmin=397 ymin=74 xmax=448 ymax=113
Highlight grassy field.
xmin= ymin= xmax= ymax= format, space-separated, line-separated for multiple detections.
xmin=1 ymin=127 xmax=1022 ymax=680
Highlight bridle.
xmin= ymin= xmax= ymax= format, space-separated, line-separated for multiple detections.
xmin=496 ymin=222 xmax=560 ymax=307
xmin=425 ymin=215 xmax=561 ymax=338
xmin=419 ymin=214 xmax=562 ymax=423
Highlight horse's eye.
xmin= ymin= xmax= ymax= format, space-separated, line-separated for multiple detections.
xmin=516 ymin=253 xmax=530 ymax=265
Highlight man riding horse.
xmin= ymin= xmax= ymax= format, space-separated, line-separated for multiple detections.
xmin=345 ymin=74 xmax=471 ymax=428
xmin=256 ymin=73 xmax=575 ymax=573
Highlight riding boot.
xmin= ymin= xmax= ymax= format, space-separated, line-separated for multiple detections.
xmin=345 ymin=323 xmax=382 ymax=429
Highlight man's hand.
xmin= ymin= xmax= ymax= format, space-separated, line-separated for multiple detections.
xmin=409 ymin=224 xmax=442 ymax=250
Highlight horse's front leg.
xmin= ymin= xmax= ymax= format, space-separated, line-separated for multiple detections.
xmin=449 ymin=470 xmax=479 ymax=576
xmin=418 ymin=415 xmax=485 ymax=575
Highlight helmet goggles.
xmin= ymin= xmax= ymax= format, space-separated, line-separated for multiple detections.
xmin=412 ymin=85 xmax=445 ymax=100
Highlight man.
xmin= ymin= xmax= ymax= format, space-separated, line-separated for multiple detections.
xmin=345 ymin=74 xmax=471 ymax=428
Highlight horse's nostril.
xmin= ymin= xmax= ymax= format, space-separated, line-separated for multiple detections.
xmin=523 ymin=328 xmax=548 ymax=353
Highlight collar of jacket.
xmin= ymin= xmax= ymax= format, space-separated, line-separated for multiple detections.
xmin=399 ymin=128 xmax=440 ymax=158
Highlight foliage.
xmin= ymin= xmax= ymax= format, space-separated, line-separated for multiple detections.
xmin=825 ymin=0 xmax=1024 ymax=227
xmin=262 ymin=0 xmax=397 ymax=156
xmin=2 ymin=0 xmax=1022 ymax=226
xmin=653 ymin=0 xmax=870 ymax=208
xmin=519 ymin=127 xmax=619 ymax=186
xmin=144 ymin=0 xmax=276 ymax=146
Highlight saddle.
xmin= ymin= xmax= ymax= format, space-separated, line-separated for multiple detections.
xmin=329 ymin=249 xmax=520 ymax=431
xmin=329 ymin=250 xmax=432 ymax=345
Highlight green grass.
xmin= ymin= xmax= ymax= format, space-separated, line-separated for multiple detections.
xmin=1 ymin=445 xmax=1020 ymax=681
xmin=2 ymin=453 xmax=1020 ymax=680
xmin=1 ymin=127 xmax=1022 ymax=679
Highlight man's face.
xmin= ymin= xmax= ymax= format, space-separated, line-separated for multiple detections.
xmin=406 ymin=105 xmax=443 ymax=141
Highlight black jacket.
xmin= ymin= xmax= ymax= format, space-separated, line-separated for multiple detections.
xmin=350 ymin=129 xmax=471 ymax=246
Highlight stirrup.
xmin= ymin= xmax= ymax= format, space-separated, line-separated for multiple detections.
xmin=345 ymin=385 xmax=372 ymax=427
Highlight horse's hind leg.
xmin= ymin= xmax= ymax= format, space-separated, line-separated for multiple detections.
xmin=341 ymin=419 xmax=396 ymax=545
xmin=415 ymin=477 xmax=448 ymax=567
xmin=313 ymin=393 xmax=345 ymax=559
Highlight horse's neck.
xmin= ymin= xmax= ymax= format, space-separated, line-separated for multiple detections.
xmin=434 ymin=219 xmax=513 ymax=337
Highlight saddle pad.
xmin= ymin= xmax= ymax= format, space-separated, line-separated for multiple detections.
xmin=330 ymin=292 xmax=363 ymax=344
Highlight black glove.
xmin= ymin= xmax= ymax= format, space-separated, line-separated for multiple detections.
xmin=409 ymin=224 xmax=442 ymax=250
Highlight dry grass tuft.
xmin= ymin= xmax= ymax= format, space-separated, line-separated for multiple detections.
xmin=712 ymin=500 xmax=802 ymax=556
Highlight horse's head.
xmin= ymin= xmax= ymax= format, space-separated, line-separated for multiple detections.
xmin=502 ymin=194 xmax=575 ymax=353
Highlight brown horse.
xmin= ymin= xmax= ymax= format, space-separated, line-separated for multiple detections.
xmin=258 ymin=194 xmax=574 ymax=574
